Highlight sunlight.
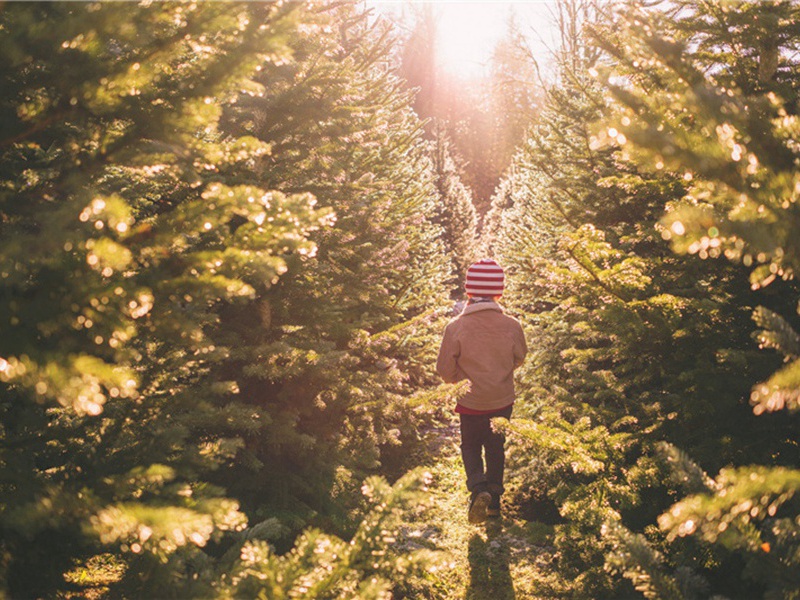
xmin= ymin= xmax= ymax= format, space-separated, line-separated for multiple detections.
xmin=369 ymin=1 xmax=558 ymax=80
xmin=435 ymin=3 xmax=510 ymax=77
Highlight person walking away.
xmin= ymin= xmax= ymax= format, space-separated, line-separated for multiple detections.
xmin=436 ymin=259 xmax=527 ymax=524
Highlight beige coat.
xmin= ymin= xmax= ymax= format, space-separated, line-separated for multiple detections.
xmin=436 ymin=302 xmax=527 ymax=411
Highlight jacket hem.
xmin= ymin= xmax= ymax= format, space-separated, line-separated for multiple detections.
xmin=456 ymin=394 xmax=516 ymax=412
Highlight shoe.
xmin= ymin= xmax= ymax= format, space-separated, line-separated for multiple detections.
xmin=468 ymin=490 xmax=492 ymax=524
xmin=487 ymin=493 xmax=501 ymax=517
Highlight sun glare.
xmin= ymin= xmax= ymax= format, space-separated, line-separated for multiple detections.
xmin=435 ymin=3 xmax=510 ymax=78
xmin=370 ymin=1 xmax=558 ymax=80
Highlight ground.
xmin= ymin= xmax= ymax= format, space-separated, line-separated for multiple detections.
xmin=394 ymin=420 xmax=568 ymax=600
xmin=56 ymin=420 xmax=569 ymax=599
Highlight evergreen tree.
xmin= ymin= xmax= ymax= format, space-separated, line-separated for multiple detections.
xmin=213 ymin=1 xmax=452 ymax=539
xmin=484 ymin=13 xmax=543 ymax=195
xmin=221 ymin=470 xmax=438 ymax=599
xmin=397 ymin=3 xmax=439 ymax=124
xmin=587 ymin=0 xmax=800 ymax=595
xmin=490 ymin=0 xmax=798 ymax=597
xmin=0 ymin=3 xmax=320 ymax=595
xmin=595 ymin=0 xmax=800 ymax=416
xmin=429 ymin=128 xmax=478 ymax=292
xmin=0 ymin=2 xmax=446 ymax=596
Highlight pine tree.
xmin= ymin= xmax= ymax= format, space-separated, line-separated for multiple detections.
xmin=489 ymin=0 xmax=799 ymax=597
xmin=0 ymin=2 xmax=447 ymax=597
xmin=581 ymin=0 xmax=800 ymax=596
xmin=222 ymin=469 xmax=438 ymax=599
xmin=397 ymin=3 xmax=439 ymax=124
xmin=485 ymin=13 xmax=543 ymax=193
xmin=0 ymin=3 xmax=327 ymax=595
xmin=210 ymin=1 xmax=452 ymax=540
xmin=595 ymin=0 xmax=800 ymax=417
xmin=429 ymin=128 xmax=478 ymax=292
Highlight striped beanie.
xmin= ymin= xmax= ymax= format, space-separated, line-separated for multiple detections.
xmin=465 ymin=259 xmax=505 ymax=297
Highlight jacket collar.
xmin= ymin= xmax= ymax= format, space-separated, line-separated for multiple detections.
xmin=462 ymin=301 xmax=503 ymax=316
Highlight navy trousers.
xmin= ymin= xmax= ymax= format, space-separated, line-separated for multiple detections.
xmin=459 ymin=404 xmax=512 ymax=495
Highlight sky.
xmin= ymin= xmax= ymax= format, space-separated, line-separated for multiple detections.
xmin=366 ymin=1 xmax=561 ymax=79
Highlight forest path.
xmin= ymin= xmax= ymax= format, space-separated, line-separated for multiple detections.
xmin=398 ymin=420 xmax=567 ymax=599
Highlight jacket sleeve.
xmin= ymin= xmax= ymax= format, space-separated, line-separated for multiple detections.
xmin=436 ymin=323 xmax=462 ymax=383
xmin=513 ymin=322 xmax=528 ymax=369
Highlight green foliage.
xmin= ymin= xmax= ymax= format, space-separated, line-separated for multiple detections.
xmin=0 ymin=3 xmax=324 ymax=595
xmin=503 ymin=412 xmax=662 ymax=598
xmin=655 ymin=444 xmax=800 ymax=599
xmin=223 ymin=470 xmax=438 ymax=600
xmin=490 ymin=0 xmax=800 ymax=597
xmin=752 ymin=304 xmax=800 ymax=413
xmin=213 ymin=3 xmax=453 ymax=534
xmin=593 ymin=0 xmax=800 ymax=421
xmin=604 ymin=521 xmax=685 ymax=600
xmin=0 ymin=2 xmax=451 ymax=597
xmin=590 ymin=5 xmax=800 ymax=592
xmin=6 ymin=0 xmax=800 ymax=598
xmin=429 ymin=131 xmax=478 ymax=291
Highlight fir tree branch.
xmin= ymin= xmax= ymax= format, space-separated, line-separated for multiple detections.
xmin=565 ymin=241 xmax=633 ymax=303
xmin=0 ymin=110 xmax=70 ymax=150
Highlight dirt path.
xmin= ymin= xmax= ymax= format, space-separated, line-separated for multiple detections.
xmin=397 ymin=421 xmax=567 ymax=599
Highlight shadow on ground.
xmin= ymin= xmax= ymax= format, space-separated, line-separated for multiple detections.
xmin=465 ymin=520 xmax=516 ymax=599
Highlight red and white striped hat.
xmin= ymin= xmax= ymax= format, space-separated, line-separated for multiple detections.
xmin=465 ymin=259 xmax=505 ymax=297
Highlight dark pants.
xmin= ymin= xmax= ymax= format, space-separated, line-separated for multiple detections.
xmin=459 ymin=405 xmax=512 ymax=495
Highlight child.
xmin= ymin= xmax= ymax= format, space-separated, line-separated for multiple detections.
xmin=436 ymin=259 xmax=527 ymax=523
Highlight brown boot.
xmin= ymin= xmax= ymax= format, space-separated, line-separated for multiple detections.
xmin=468 ymin=490 xmax=492 ymax=524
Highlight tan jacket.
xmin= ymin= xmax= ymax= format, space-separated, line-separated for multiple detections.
xmin=436 ymin=301 xmax=527 ymax=411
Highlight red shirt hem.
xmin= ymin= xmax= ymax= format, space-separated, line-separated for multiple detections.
xmin=455 ymin=402 xmax=513 ymax=416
